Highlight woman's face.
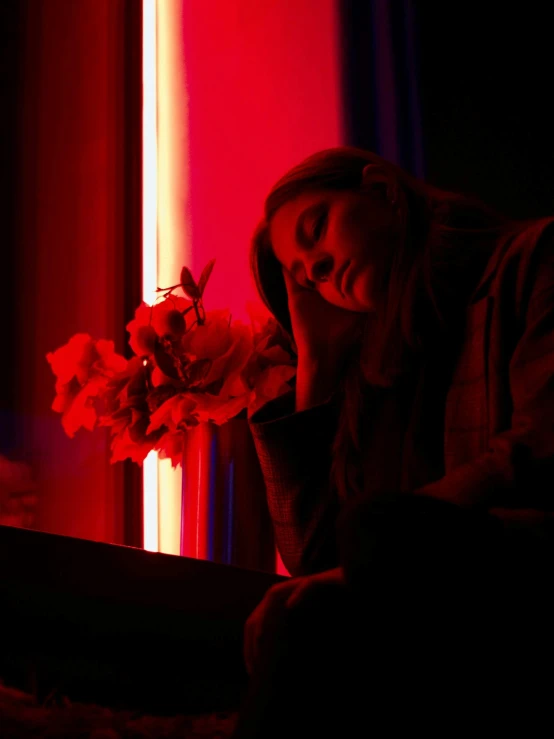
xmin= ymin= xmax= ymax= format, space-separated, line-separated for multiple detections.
xmin=269 ymin=185 xmax=398 ymax=313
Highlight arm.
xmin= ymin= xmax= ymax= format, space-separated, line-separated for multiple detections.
xmin=249 ymin=385 xmax=341 ymax=577
xmin=414 ymin=222 xmax=554 ymax=524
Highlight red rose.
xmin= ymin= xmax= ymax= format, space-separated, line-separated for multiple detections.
xmin=126 ymin=296 xmax=192 ymax=357
xmin=47 ymin=335 xmax=128 ymax=438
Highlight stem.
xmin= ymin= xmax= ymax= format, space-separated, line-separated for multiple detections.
xmin=184 ymin=321 xmax=198 ymax=335
xmin=193 ymin=301 xmax=205 ymax=326
xmin=156 ymin=283 xmax=181 ymax=292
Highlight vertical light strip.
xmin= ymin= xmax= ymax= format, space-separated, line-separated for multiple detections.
xmin=156 ymin=0 xmax=192 ymax=556
xmin=142 ymin=0 xmax=159 ymax=553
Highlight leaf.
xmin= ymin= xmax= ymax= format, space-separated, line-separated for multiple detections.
xmin=153 ymin=344 xmax=181 ymax=380
xmin=203 ymin=377 xmax=225 ymax=396
xmin=197 ymin=258 xmax=216 ymax=297
xmin=180 ymin=266 xmax=201 ymax=300
xmin=186 ymin=358 xmax=213 ymax=387
xmin=146 ymin=384 xmax=178 ymax=413
xmin=128 ymin=415 xmax=149 ymax=443
xmin=127 ymin=365 xmax=149 ymax=396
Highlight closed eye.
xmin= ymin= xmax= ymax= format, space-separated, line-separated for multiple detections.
xmin=301 ymin=211 xmax=327 ymax=288
xmin=291 ymin=204 xmax=328 ymax=288
xmin=312 ymin=210 xmax=327 ymax=242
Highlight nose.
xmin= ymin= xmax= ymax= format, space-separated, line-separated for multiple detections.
xmin=308 ymin=255 xmax=334 ymax=283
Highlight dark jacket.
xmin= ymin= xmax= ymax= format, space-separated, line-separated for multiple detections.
xmin=249 ymin=217 xmax=554 ymax=577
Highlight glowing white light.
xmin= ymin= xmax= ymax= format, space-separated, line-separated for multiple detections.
xmin=142 ymin=0 xmax=158 ymax=552
xmin=155 ymin=0 xmax=191 ymax=556
xmin=142 ymin=452 xmax=159 ymax=552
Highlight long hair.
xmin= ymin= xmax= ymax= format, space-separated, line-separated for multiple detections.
xmin=250 ymin=147 xmax=509 ymax=501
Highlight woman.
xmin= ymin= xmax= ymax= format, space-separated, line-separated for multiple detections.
xmin=232 ymin=147 xmax=554 ymax=737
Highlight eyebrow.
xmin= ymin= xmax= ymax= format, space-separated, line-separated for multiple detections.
xmin=290 ymin=203 xmax=322 ymax=279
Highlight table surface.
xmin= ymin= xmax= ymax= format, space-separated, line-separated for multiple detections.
xmin=0 ymin=524 xmax=285 ymax=714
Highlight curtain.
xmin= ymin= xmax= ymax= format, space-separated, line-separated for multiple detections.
xmin=339 ymin=0 xmax=424 ymax=175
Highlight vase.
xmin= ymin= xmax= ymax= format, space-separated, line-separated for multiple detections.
xmin=180 ymin=419 xmax=276 ymax=573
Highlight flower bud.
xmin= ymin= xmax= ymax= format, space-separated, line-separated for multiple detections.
xmin=160 ymin=309 xmax=186 ymax=338
xmin=135 ymin=325 xmax=158 ymax=355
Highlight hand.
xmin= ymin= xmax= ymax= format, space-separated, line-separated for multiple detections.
xmin=243 ymin=567 xmax=346 ymax=675
xmin=283 ymin=268 xmax=366 ymax=369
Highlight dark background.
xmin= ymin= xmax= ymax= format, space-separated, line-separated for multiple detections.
xmin=339 ymin=0 xmax=553 ymax=218
xmin=417 ymin=2 xmax=553 ymax=219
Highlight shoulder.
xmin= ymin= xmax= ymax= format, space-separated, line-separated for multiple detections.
xmin=473 ymin=217 xmax=554 ymax=315
xmin=496 ymin=216 xmax=554 ymax=275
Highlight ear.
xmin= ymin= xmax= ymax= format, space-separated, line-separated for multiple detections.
xmin=361 ymin=164 xmax=400 ymax=207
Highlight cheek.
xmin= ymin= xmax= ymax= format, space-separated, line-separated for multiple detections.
xmin=345 ymin=202 xmax=393 ymax=260
xmin=337 ymin=219 xmax=374 ymax=264
xmin=329 ymin=206 xmax=358 ymax=253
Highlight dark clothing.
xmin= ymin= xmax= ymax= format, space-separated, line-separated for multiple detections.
xmin=248 ymin=216 xmax=554 ymax=577
xmin=233 ymin=495 xmax=554 ymax=738
xmin=232 ymin=217 xmax=554 ymax=736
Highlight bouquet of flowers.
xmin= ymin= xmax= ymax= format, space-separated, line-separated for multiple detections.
xmin=47 ymin=261 xmax=297 ymax=467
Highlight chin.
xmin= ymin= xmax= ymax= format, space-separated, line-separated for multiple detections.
xmin=344 ymin=299 xmax=371 ymax=314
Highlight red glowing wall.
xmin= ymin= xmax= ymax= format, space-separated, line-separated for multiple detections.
xmin=14 ymin=0 xmax=346 ymax=556
xmin=165 ymin=0 xmax=346 ymax=319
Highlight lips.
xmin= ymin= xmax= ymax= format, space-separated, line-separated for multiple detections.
xmin=335 ymin=260 xmax=351 ymax=297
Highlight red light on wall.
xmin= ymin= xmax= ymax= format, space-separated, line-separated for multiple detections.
xmin=141 ymin=0 xmax=344 ymax=573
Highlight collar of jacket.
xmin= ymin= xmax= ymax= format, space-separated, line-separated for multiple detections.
xmin=469 ymin=216 xmax=554 ymax=304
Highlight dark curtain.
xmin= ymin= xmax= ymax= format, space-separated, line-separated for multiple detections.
xmin=339 ymin=0 xmax=554 ymax=218
xmin=338 ymin=0 xmax=424 ymax=176
xmin=339 ymin=0 xmax=553 ymax=220
xmin=415 ymin=1 xmax=554 ymax=219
